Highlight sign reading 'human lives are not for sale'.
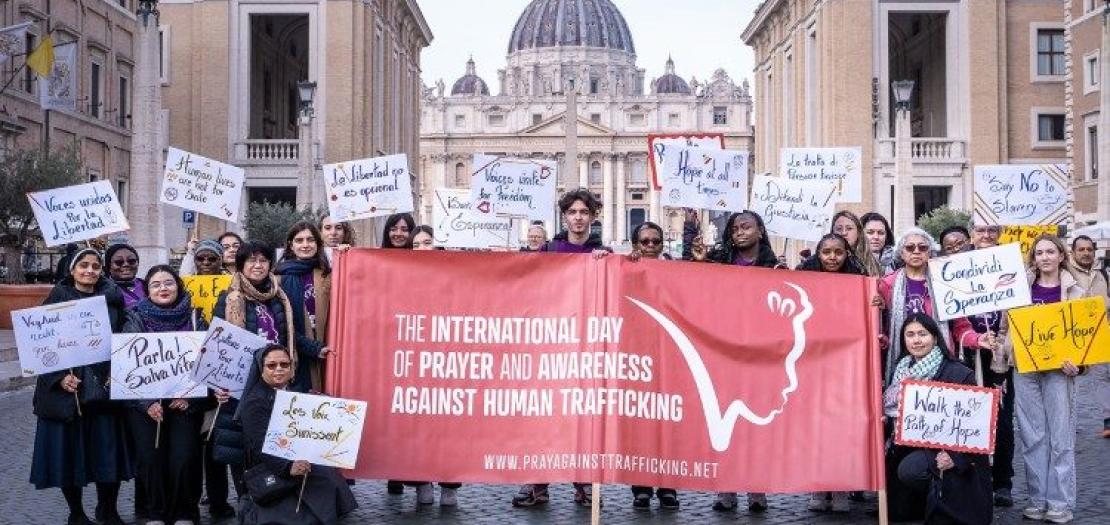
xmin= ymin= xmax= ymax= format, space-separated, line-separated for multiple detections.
xmin=659 ymin=146 xmax=749 ymax=212
xmin=27 ymin=180 xmax=129 ymax=247
xmin=927 ymin=243 xmax=1032 ymax=322
xmin=895 ymin=380 xmax=1000 ymax=455
xmin=11 ymin=296 xmax=113 ymax=377
xmin=263 ymin=390 xmax=368 ymax=469
xmin=324 ymin=154 xmax=414 ymax=222
xmin=161 ymin=148 xmax=246 ymax=223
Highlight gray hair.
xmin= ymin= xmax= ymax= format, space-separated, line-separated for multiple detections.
xmin=527 ymin=223 xmax=547 ymax=237
xmin=894 ymin=227 xmax=936 ymax=255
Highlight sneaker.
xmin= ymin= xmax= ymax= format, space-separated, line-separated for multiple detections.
xmin=831 ymin=492 xmax=850 ymax=513
xmin=712 ymin=492 xmax=737 ymax=511
xmin=387 ymin=480 xmax=404 ymax=495
xmin=173 ymin=521 xmax=195 ymax=525
xmin=1045 ymin=509 xmax=1074 ymax=523
xmin=658 ymin=493 xmax=680 ymax=509
xmin=511 ymin=485 xmax=549 ymax=507
xmin=440 ymin=487 xmax=458 ymax=507
xmin=808 ymin=493 xmax=829 ymax=512
xmin=1022 ymin=506 xmax=1046 ymax=520
xmin=573 ymin=485 xmax=598 ymax=508
xmin=632 ymin=493 xmax=650 ymax=509
xmin=747 ymin=493 xmax=768 ymax=513
xmin=416 ymin=483 xmax=435 ymax=505
xmin=993 ymin=488 xmax=1014 ymax=507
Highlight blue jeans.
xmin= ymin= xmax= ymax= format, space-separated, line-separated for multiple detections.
xmin=1014 ymin=371 xmax=1076 ymax=512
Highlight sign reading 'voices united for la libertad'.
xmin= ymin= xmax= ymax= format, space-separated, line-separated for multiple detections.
xmin=927 ymin=243 xmax=1032 ymax=322
xmin=27 ymin=180 xmax=130 ymax=247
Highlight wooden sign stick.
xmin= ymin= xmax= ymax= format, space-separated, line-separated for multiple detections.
xmin=70 ymin=368 xmax=82 ymax=417
xmin=295 ymin=474 xmax=308 ymax=513
xmin=878 ymin=488 xmax=889 ymax=525
xmin=206 ymin=403 xmax=221 ymax=442
xmin=155 ymin=420 xmax=161 ymax=449
xmin=590 ymin=483 xmax=600 ymax=525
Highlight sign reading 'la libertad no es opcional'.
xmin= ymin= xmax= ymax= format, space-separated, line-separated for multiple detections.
xmin=324 ymin=154 xmax=415 ymax=222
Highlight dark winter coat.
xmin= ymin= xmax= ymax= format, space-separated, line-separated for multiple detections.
xmin=120 ymin=308 xmax=214 ymax=415
xmin=273 ymin=261 xmax=326 ymax=392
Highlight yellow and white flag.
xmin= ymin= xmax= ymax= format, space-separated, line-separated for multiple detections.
xmin=37 ymin=41 xmax=75 ymax=111
xmin=0 ymin=22 xmax=31 ymax=65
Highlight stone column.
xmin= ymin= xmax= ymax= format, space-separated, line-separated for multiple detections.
xmin=601 ymin=155 xmax=613 ymax=244
xmin=578 ymin=157 xmax=588 ymax=189
xmin=894 ymin=109 xmax=914 ymax=234
xmin=129 ymin=3 xmax=167 ymax=272
xmin=295 ymin=114 xmax=314 ymax=208
xmin=650 ymin=184 xmax=662 ymax=225
xmin=615 ymin=154 xmax=626 ymax=244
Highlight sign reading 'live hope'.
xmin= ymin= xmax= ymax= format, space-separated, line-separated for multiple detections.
xmin=327 ymin=250 xmax=884 ymax=492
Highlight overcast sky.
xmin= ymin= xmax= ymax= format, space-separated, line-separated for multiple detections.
xmin=418 ymin=0 xmax=759 ymax=92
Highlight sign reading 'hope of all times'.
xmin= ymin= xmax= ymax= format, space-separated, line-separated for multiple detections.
xmin=659 ymin=146 xmax=749 ymax=212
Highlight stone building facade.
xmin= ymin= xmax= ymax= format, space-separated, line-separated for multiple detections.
xmin=1064 ymin=0 xmax=1110 ymax=225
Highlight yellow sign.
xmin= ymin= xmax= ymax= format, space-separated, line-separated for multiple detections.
xmin=183 ymin=275 xmax=232 ymax=322
xmin=1007 ymin=296 xmax=1109 ymax=373
xmin=998 ymin=225 xmax=1059 ymax=258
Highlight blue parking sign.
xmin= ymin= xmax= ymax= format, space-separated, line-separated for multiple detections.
xmin=182 ymin=210 xmax=196 ymax=226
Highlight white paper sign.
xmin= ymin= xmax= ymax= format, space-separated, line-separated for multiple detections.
xmin=780 ymin=147 xmax=862 ymax=203
xmin=748 ymin=175 xmax=837 ymax=242
xmin=659 ymin=146 xmax=749 ymax=212
xmin=162 ymin=147 xmax=246 ymax=222
xmin=110 ymin=332 xmax=207 ymax=400
xmin=928 ymin=243 xmax=1032 ymax=322
xmin=468 ymin=154 xmax=557 ymax=220
xmin=323 ymin=154 xmax=414 ymax=222
xmin=896 ymin=380 xmax=999 ymax=455
xmin=972 ymin=164 xmax=1070 ymax=225
xmin=27 ymin=180 xmax=130 ymax=247
xmin=191 ymin=318 xmax=268 ymax=399
xmin=432 ymin=188 xmax=514 ymax=249
xmin=649 ymin=135 xmax=724 ymax=188
xmin=11 ymin=296 xmax=112 ymax=376
xmin=263 ymin=390 xmax=368 ymax=469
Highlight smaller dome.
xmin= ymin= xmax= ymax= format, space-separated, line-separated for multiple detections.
xmin=654 ymin=56 xmax=690 ymax=95
xmin=451 ymin=57 xmax=490 ymax=96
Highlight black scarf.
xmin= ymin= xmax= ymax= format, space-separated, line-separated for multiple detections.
xmin=134 ymin=294 xmax=195 ymax=332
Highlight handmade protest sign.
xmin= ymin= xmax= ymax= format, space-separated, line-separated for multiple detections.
xmin=263 ymin=390 xmax=368 ymax=469
xmin=1007 ymin=296 xmax=1110 ymax=373
xmin=27 ymin=180 xmax=129 ymax=247
xmin=324 ymin=154 xmax=414 ymax=222
xmin=191 ymin=318 xmax=266 ymax=399
xmin=748 ymin=175 xmax=837 ymax=242
xmin=927 ymin=243 xmax=1032 ymax=322
xmin=973 ymin=165 xmax=1069 ymax=225
xmin=183 ymin=275 xmax=232 ymax=322
xmin=895 ymin=380 xmax=999 ymax=455
xmin=12 ymin=296 xmax=112 ymax=376
xmin=780 ymin=147 xmax=862 ymax=203
xmin=468 ymin=154 xmax=557 ymax=220
xmin=647 ymin=133 xmax=725 ymax=189
xmin=432 ymin=188 xmax=514 ymax=249
xmin=998 ymin=225 xmax=1059 ymax=258
xmin=110 ymin=332 xmax=207 ymax=399
xmin=659 ymin=146 xmax=749 ymax=212
xmin=161 ymin=148 xmax=246 ymax=222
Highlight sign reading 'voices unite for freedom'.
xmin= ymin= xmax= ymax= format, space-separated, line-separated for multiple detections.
xmin=27 ymin=180 xmax=129 ymax=247
xmin=432 ymin=188 xmax=514 ymax=249
xmin=895 ymin=380 xmax=999 ymax=455
xmin=748 ymin=175 xmax=837 ymax=242
xmin=659 ymin=146 xmax=749 ymax=212
xmin=161 ymin=148 xmax=246 ymax=223
xmin=927 ymin=243 xmax=1032 ymax=322
xmin=110 ymin=332 xmax=207 ymax=400
xmin=973 ymin=164 xmax=1069 ymax=225
xmin=779 ymin=147 xmax=862 ymax=203
xmin=263 ymin=390 xmax=368 ymax=469
xmin=12 ymin=296 xmax=113 ymax=376
xmin=469 ymin=154 xmax=557 ymax=220
xmin=324 ymin=154 xmax=414 ymax=222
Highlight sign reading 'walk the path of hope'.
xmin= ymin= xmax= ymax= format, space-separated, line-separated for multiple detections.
xmin=27 ymin=180 xmax=129 ymax=247
xmin=660 ymin=146 xmax=749 ymax=212
xmin=779 ymin=147 xmax=862 ymax=203
xmin=433 ymin=188 xmax=514 ymax=249
xmin=895 ymin=380 xmax=999 ymax=455
xmin=263 ymin=390 xmax=368 ymax=469
xmin=12 ymin=296 xmax=113 ymax=376
xmin=469 ymin=154 xmax=556 ymax=220
xmin=927 ymin=243 xmax=1032 ymax=322
xmin=324 ymin=154 xmax=414 ymax=222
xmin=973 ymin=164 xmax=1069 ymax=226
xmin=161 ymin=148 xmax=246 ymax=223
xmin=748 ymin=175 xmax=837 ymax=243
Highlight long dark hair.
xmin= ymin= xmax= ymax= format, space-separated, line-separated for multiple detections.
xmin=142 ymin=264 xmax=187 ymax=301
xmin=899 ymin=313 xmax=950 ymax=359
xmin=720 ymin=210 xmax=773 ymax=256
xmin=281 ymin=221 xmax=332 ymax=275
xmin=797 ymin=233 xmax=866 ymax=274
xmin=381 ymin=213 xmax=415 ymax=249
xmin=860 ymin=212 xmax=894 ymax=249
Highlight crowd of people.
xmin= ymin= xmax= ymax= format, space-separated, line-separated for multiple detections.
xmin=28 ymin=188 xmax=1109 ymax=525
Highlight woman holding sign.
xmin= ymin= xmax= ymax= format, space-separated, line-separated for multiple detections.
xmin=275 ymin=222 xmax=334 ymax=393
xmin=996 ymin=234 xmax=1094 ymax=523
xmin=31 ymin=248 xmax=133 ymax=525
xmin=882 ymin=313 xmax=993 ymax=524
xmin=237 ymin=344 xmax=357 ymax=524
xmin=121 ymin=265 xmax=212 ymax=525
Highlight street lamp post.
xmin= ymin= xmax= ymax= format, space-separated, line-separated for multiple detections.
xmin=891 ymin=80 xmax=916 ymax=234
xmin=295 ymin=80 xmax=317 ymax=208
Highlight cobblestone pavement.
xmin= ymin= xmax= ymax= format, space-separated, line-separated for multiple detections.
xmin=2 ymin=377 xmax=1106 ymax=525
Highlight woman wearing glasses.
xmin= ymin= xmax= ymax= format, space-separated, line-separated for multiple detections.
xmin=180 ymin=233 xmax=242 ymax=277
xmin=106 ymin=244 xmax=146 ymax=308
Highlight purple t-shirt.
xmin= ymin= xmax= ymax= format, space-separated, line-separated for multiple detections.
xmin=543 ymin=240 xmax=596 ymax=254
xmin=733 ymin=255 xmax=755 ymax=266
xmin=255 ymin=303 xmax=280 ymax=343
xmin=301 ymin=273 xmax=317 ymax=330
xmin=903 ymin=278 xmax=930 ymax=317
xmin=120 ymin=278 xmax=146 ymax=309
xmin=1031 ymin=283 xmax=1061 ymax=305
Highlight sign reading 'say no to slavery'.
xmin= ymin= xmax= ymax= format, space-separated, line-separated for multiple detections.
xmin=263 ymin=390 xmax=368 ymax=469
xmin=972 ymin=164 xmax=1069 ymax=225
xmin=324 ymin=154 xmax=415 ymax=222
xmin=927 ymin=243 xmax=1032 ymax=322
xmin=27 ymin=180 xmax=130 ymax=247
xmin=660 ymin=146 xmax=749 ymax=212
xmin=469 ymin=154 xmax=557 ymax=219
xmin=162 ymin=148 xmax=246 ymax=223
xmin=11 ymin=296 xmax=113 ymax=376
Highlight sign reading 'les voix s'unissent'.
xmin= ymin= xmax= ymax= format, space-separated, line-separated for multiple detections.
xmin=927 ymin=243 xmax=1032 ymax=322
xmin=660 ymin=146 xmax=749 ymax=212
xmin=748 ymin=175 xmax=837 ymax=242
xmin=469 ymin=154 xmax=557 ymax=220
xmin=263 ymin=390 xmax=368 ymax=469
xmin=780 ymin=147 xmax=862 ymax=203
xmin=27 ymin=180 xmax=130 ymax=247
xmin=161 ymin=147 xmax=246 ymax=223
xmin=324 ymin=154 xmax=414 ymax=222
xmin=12 ymin=296 xmax=113 ymax=377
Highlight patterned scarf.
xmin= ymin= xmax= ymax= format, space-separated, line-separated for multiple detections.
xmin=223 ymin=273 xmax=298 ymax=377
xmin=134 ymin=294 xmax=195 ymax=332
xmin=883 ymin=346 xmax=945 ymax=417
xmin=885 ymin=269 xmax=951 ymax=385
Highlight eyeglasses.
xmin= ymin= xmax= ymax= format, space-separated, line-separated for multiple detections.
xmin=637 ymin=238 xmax=662 ymax=246
xmin=903 ymin=243 xmax=930 ymax=253
xmin=196 ymin=255 xmax=219 ymax=263
xmin=264 ymin=361 xmax=292 ymax=370
xmin=113 ymin=258 xmax=138 ymax=266
xmin=148 ymin=280 xmax=176 ymax=290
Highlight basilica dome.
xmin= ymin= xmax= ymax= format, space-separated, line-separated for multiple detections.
xmin=507 ymin=0 xmax=635 ymax=55
xmin=451 ymin=57 xmax=490 ymax=96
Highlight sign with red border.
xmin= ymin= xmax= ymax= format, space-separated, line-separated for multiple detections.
xmin=895 ymin=379 xmax=999 ymax=455
xmin=647 ymin=133 xmax=726 ymax=190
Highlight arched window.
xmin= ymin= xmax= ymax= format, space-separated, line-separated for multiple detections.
xmin=589 ymin=160 xmax=602 ymax=185
xmin=454 ymin=162 xmax=466 ymax=187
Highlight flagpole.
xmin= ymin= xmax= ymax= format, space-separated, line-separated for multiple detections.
xmin=44 ymin=0 xmax=52 ymax=151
